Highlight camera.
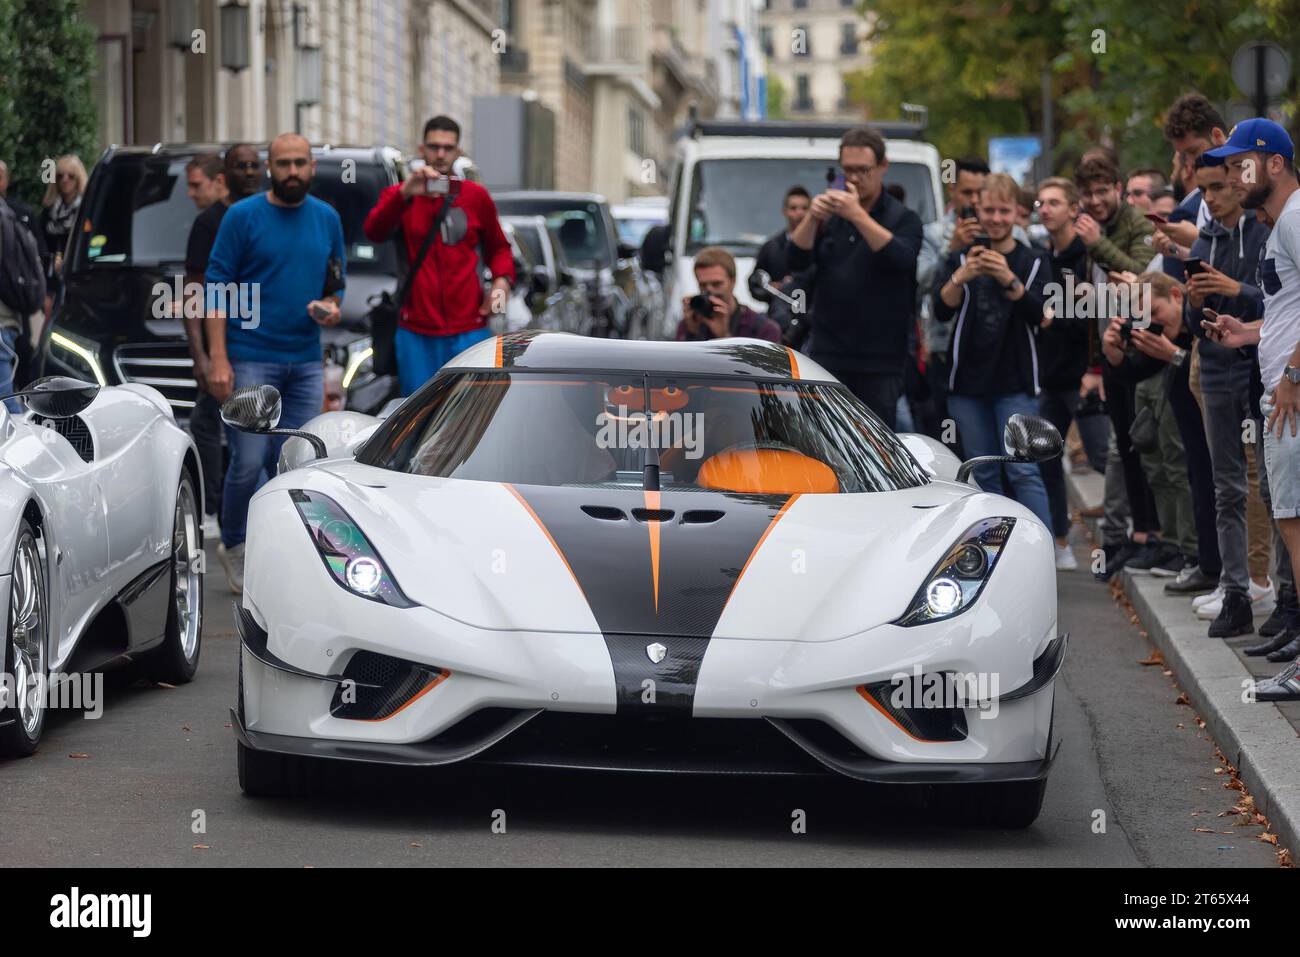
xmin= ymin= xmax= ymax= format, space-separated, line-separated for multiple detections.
xmin=1120 ymin=320 xmax=1164 ymax=340
xmin=688 ymin=294 xmax=715 ymax=317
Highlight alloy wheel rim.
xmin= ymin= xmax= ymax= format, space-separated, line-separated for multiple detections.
xmin=172 ymin=482 xmax=202 ymax=661
xmin=9 ymin=533 xmax=46 ymax=736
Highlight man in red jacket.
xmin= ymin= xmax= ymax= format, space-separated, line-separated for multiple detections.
xmin=364 ymin=115 xmax=515 ymax=395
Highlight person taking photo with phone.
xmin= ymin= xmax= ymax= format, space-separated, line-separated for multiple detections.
xmin=364 ymin=115 xmax=514 ymax=397
xmin=932 ymin=172 xmax=1053 ymax=530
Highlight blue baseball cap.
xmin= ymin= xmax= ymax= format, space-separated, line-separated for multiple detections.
xmin=1205 ymin=117 xmax=1295 ymax=161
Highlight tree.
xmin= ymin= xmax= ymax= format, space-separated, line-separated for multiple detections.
xmin=0 ymin=0 xmax=21 ymax=175
xmin=767 ymin=74 xmax=787 ymax=120
xmin=10 ymin=0 xmax=98 ymax=207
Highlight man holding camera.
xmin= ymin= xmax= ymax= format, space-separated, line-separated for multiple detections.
xmin=364 ymin=115 xmax=514 ymax=396
xmin=676 ymin=246 xmax=780 ymax=343
xmin=787 ymin=127 xmax=923 ymax=428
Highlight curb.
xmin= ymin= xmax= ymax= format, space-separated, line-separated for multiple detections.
xmin=1067 ymin=469 xmax=1300 ymax=856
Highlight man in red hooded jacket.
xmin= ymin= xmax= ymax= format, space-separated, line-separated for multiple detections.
xmin=364 ymin=115 xmax=515 ymax=395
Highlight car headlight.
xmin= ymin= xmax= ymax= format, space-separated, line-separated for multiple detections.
xmin=289 ymin=489 xmax=415 ymax=607
xmin=341 ymin=336 xmax=374 ymax=389
xmin=49 ymin=331 xmax=107 ymax=386
xmin=895 ymin=517 xmax=1015 ymax=626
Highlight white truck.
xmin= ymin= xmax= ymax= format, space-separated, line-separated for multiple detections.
xmin=643 ymin=119 xmax=943 ymax=338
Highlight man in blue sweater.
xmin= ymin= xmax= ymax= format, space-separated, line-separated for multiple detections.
xmin=204 ymin=133 xmax=346 ymax=594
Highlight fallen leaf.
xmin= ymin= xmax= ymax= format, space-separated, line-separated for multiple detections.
xmin=1278 ymin=848 xmax=1294 ymax=868
xmin=409 ymin=842 xmax=423 ymax=848
xmin=68 ymin=753 xmax=89 ymax=759
xmin=1176 ymin=692 xmax=1191 ymax=706
xmin=1194 ymin=827 xmax=1215 ymax=833
xmin=1214 ymin=767 xmax=1226 ymax=775
xmin=1261 ymin=832 xmax=1279 ymax=846
xmin=1139 ymin=650 xmax=1165 ymax=666
xmin=1176 ymin=723 xmax=1185 ymax=730
xmin=1162 ymin=669 xmax=1173 ymax=677
xmin=181 ymin=725 xmax=192 ymax=732
xmin=156 ymin=682 xmax=177 ymax=689
xmin=192 ymin=844 xmax=210 ymax=850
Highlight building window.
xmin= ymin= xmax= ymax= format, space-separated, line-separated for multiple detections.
xmin=794 ymin=74 xmax=812 ymax=112
xmin=840 ymin=22 xmax=859 ymax=55
xmin=628 ymin=106 xmax=645 ymax=156
xmin=793 ymin=0 xmax=807 ymax=8
xmin=759 ymin=26 xmax=773 ymax=59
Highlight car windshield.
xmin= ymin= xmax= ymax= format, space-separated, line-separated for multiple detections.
xmin=685 ymin=158 xmax=936 ymax=255
xmin=614 ymin=215 xmax=663 ymax=247
xmin=75 ymin=157 xmax=197 ymax=269
xmin=495 ymin=198 xmax=611 ymax=268
xmin=358 ymin=371 xmax=929 ymax=493
xmin=74 ymin=153 xmax=396 ymax=273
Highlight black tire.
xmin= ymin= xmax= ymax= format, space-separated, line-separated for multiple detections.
xmin=954 ymin=778 xmax=1049 ymax=828
xmin=0 ymin=521 xmax=48 ymax=758
xmin=145 ymin=473 xmax=203 ymax=684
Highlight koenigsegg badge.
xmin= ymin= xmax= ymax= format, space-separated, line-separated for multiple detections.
xmin=646 ymin=642 xmax=667 ymax=663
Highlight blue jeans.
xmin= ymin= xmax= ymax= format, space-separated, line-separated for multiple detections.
xmin=396 ymin=325 xmax=493 ymax=396
xmin=0 ymin=327 xmax=21 ymax=413
xmin=221 ymin=359 xmax=324 ymax=548
xmin=948 ymin=392 xmax=1053 ymax=530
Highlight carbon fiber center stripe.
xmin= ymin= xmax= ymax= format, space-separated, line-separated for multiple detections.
xmin=507 ymin=484 xmax=792 ymax=713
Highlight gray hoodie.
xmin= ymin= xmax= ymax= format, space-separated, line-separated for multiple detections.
xmin=1185 ymin=212 xmax=1268 ymax=394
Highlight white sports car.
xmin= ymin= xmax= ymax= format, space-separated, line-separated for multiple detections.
xmin=0 ymin=377 xmax=204 ymax=757
xmin=229 ymin=333 xmax=1065 ymax=826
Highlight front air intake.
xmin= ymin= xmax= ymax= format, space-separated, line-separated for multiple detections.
xmin=330 ymin=650 xmax=448 ymax=721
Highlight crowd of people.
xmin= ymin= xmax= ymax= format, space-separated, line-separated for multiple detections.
xmin=751 ymin=95 xmax=1300 ymax=700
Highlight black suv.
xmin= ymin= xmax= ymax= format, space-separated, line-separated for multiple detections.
xmin=492 ymin=191 xmax=658 ymax=339
xmin=38 ymin=143 xmax=405 ymax=419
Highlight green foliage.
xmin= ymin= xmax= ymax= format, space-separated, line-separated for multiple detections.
xmin=0 ymin=0 xmax=21 ymax=165
xmin=767 ymin=74 xmax=787 ymax=120
xmin=7 ymin=0 xmax=98 ymax=207
xmin=848 ymin=0 xmax=1300 ymax=178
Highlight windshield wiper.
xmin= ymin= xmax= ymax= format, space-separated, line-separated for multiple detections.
xmin=641 ymin=374 xmax=659 ymax=493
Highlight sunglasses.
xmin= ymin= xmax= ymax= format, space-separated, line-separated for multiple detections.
xmin=230 ymin=161 xmax=262 ymax=172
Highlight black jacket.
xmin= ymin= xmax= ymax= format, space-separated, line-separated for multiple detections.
xmin=933 ymin=242 xmax=1051 ymax=397
xmin=786 ymin=190 xmax=923 ymax=375
xmin=1037 ymin=235 xmax=1092 ymax=392
xmin=748 ymin=230 xmax=791 ymax=304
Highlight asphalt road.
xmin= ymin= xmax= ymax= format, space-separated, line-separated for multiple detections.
xmin=0 ymin=532 xmax=1279 ymax=867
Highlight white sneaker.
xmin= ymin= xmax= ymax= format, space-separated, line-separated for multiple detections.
xmin=202 ymin=512 xmax=220 ymax=538
xmin=1250 ymin=578 xmax=1276 ymax=618
xmin=1055 ymin=543 xmax=1079 ymax=571
xmin=1195 ymin=596 xmax=1223 ymax=620
xmin=1192 ymin=585 xmax=1225 ymax=611
xmin=218 ymin=542 xmax=245 ymax=596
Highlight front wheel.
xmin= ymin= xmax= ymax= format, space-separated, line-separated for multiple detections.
xmin=145 ymin=473 xmax=203 ymax=684
xmin=0 ymin=522 xmax=49 ymax=757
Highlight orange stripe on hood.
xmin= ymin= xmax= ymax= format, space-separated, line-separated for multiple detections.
xmin=721 ymin=493 xmax=800 ymax=617
xmin=645 ymin=490 xmax=661 ymax=612
xmin=503 ymin=482 xmax=586 ymax=599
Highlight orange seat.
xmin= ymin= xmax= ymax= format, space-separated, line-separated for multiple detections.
xmin=697 ymin=447 xmax=839 ymax=494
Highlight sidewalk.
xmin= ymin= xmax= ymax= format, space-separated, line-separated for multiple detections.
xmin=1068 ymin=466 xmax=1300 ymax=855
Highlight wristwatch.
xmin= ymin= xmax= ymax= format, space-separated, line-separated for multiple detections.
xmin=1285 ymin=365 xmax=1300 ymax=385
xmin=1003 ymin=277 xmax=1022 ymax=293
xmin=1171 ymin=347 xmax=1187 ymax=368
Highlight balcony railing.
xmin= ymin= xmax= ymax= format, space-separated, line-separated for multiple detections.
xmin=587 ymin=25 xmax=645 ymax=65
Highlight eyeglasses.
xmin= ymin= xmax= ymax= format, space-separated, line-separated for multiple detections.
xmin=841 ymin=164 xmax=878 ymax=177
xmin=1080 ymin=187 xmax=1116 ymax=201
xmin=230 ymin=161 xmax=262 ymax=172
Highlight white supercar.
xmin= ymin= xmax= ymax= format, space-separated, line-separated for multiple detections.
xmin=229 ymin=333 xmax=1065 ymax=826
xmin=0 ymin=377 xmax=203 ymax=757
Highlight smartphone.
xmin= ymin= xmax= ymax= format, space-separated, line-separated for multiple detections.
xmin=973 ymin=235 xmax=992 ymax=249
xmin=1184 ymin=258 xmax=1205 ymax=276
xmin=309 ymin=302 xmax=331 ymax=321
xmin=1144 ymin=212 xmax=1168 ymax=225
xmin=959 ymin=206 xmax=977 ymax=222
